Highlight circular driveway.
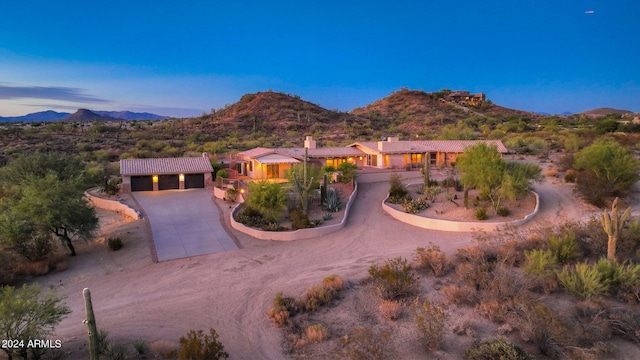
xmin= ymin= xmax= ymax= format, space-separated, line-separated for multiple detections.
xmin=133 ymin=189 xmax=238 ymax=261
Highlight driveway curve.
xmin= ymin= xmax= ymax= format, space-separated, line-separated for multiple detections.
xmin=133 ymin=189 xmax=238 ymax=261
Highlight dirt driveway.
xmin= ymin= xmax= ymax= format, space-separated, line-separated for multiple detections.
xmin=133 ymin=189 xmax=238 ymax=261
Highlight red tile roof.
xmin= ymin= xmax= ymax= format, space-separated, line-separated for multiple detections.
xmin=120 ymin=157 xmax=213 ymax=176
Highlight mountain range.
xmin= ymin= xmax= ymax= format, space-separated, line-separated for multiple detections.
xmin=0 ymin=109 xmax=168 ymax=122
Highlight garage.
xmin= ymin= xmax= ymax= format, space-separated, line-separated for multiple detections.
xmin=158 ymin=175 xmax=179 ymax=190
xmin=131 ymin=175 xmax=153 ymax=192
xmin=185 ymin=173 xmax=205 ymax=189
xmin=120 ymin=155 xmax=214 ymax=192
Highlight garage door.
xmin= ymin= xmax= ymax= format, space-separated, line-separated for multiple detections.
xmin=158 ymin=175 xmax=179 ymax=190
xmin=131 ymin=176 xmax=153 ymax=191
xmin=185 ymin=173 xmax=205 ymax=189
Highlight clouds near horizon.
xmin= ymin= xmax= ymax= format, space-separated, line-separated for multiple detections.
xmin=0 ymin=83 xmax=112 ymax=104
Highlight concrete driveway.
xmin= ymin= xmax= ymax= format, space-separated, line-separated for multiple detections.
xmin=133 ymin=189 xmax=238 ymax=261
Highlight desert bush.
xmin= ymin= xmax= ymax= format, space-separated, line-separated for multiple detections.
xmin=564 ymin=169 xmax=577 ymax=183
xmin=616 ymin=261 xmax=640 ymax=303
xmin=388 ymin=173 xmax=408 ymax=204
xmin=411 ymin=298 xmax=447 ymax=351
xmin=401 ymin=197 xmax=428 ymax=214
xmin=97 ymin=329 xmax=110 ymax=355
xmin=260 ymin=222 xmax=287 ymax=231
xmin=423 ymin=185 xmax=442 ymax=203
xmin=368 ymin=257 xmax=419 ymax=300
xmin=305 ymin=324 xmax=329 ymax=343
xmin=290 ymin=209 xmax=313 ymax=230
xmin=442 ymin=284 xmax=478 ymax=305
xmin=452 ymin=316 xmax=476 ymax=337
xmin=512 ymin=300 xmax=568 ymax=359
xmin=524 ymin=249 xmax=557 ymax=276
xmin=234 ymin=205 xmax=269 ymax=228
xmin=149 ymin=339 xmax=178 ymax=358
xmin=337 ymin=162 xmax=358 ymax=183
xmin=379 ymin=300 xmax=402 ymax=321
xmin=46 ymin=349 xmax=68 ymax=360
xmin=335 ymin=326 xmax=397 ymax=360
xmin=548 ymin=232 xmax=580 ymax=264
xmin=224 ymin=188 xmax=238 ymax=202
xmin=323 ymin=188 xmax=343 ymax=212
xmin=545 ymin=167 xmax=558 ymax=177
xmin=178 ymin=328 xmax=228 ymax=360
xmin=464 ymin=337 xmax=533 ymax=360
xmin=475 ymin=207 xmax=488 ymax=220
xmin=322 ymin=274 xmax=345 ymax=292
xmin=267 ymin=292 xmax=296 ymax=327
xmin=133 ymin=339 xmax=147 ymax=355
xmin=557 ymin=263 xmax=608 ymax=299
xmin=301 ymin=285 xmax=336 ymax=311
xmin=107 ymin=237 xmax=123 ymax=251
xmin=455 ymin=246 xmax=497 ymax=291
xmin=323 ymin=212 xmax=332 ymax=220
xmin=414 ymin=245 xmax=451 ymax=277
xmin=487 ymin=264 xmax=529 ymax=301
xmin=104 ymin=344 xmax=127 ymax=360
xmin=497 ymin=207 xmax=510 ymax=217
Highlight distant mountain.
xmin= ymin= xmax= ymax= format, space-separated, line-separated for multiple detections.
xmin=60 ymin=109 xmax=119 ymax=122
xmin=0 ymin=110 xmax=70 ymax=122
xmin=94 ymin=110 xmax=168 ymax=120
xmin=580 ymin=107 xmax=633 ymax=117
xmin=535 ymin=111 xmax=573 ymax=116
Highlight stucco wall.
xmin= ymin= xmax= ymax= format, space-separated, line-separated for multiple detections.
xmin=85 ymin=189 xmax=142 ymax=220
xmin=381 ymin=191 xmax=539 ymax=232
xmin=230 ymin=183 xmax=358 ymax=241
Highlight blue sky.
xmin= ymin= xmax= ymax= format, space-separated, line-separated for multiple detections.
xmin=1 ymin=1 xmax=639 ymax=117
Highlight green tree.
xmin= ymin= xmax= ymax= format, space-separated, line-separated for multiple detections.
xmin=0 ymin=284 xmax=71 ymax=360
xmin=574 ymin=138 xmax=639 ymax=198
xmin=0 ymin=153 xmax=99 ymax=256
xmin=457 ymin=143 xmax=541 ymax=212
xmin=245 ymin=180 xmax=288 ymax=222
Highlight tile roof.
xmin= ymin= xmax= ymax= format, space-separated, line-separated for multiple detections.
xmin=237 ymin=147 xmax=274 ymax=159
xmin=120 ymin=157 xmax=213 ymax=176
xmin=276 ymin=147 xmax=365 ymax=158
xmin=351 ymin=140 xmax=507 ymax=154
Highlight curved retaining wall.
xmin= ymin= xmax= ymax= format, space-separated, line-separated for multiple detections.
xmin=231 ymin=183 xmax=358 ymax=241
xmin=85 ymin=189 xmax=142 ymax=220
xmin=382 ymin=191 xmax=539 ymax=232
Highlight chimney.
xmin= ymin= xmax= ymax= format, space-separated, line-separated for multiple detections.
xmin=304 ymin=136 xmax=316 ymax=149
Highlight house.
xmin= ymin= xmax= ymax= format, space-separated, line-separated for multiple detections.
xmin=445 ymin=91 xmax=486 ymax=106
xmin=236 ymin=136 xmax=508 ymax=180
xmin=120 ymin=154 xmax=214 ymax=192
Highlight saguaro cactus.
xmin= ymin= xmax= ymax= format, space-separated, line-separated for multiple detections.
xmin=293 ymin=147 xmax=314 ymax=215
xmin=601 ymin=197 xmax=631 ymax=261
xmin=83 ymin=288 xmax=99 ymax=360
xmin=320 ymin=174 xmax=328 ymax=206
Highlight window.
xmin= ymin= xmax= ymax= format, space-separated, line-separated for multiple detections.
xmin=410 ymin=153 xmax=423 ymax=168
xmin=266 ymin=164 xmax=279 ymax=178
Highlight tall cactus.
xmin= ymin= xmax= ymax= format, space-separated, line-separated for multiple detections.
xmin=423 ymin=152 xmax=430 ymax=188
xmin=293 ymin=147 xmax=314 ymax=215
xmin=320 ymin=174 xmax=328 ymax=206
xmin=601 ymin=197 xmax=631 ymax=261
xmin=83 ymin=288 xmax=99 ymax=360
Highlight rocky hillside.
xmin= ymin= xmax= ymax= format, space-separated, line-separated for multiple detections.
xmin=60 ymin=109 xmax=119 ymax=123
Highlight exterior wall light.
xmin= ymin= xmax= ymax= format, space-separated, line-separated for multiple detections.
xmin=179 ymin=174 xmax=185 ymax=181
xmin=152 ymin=175 xmax=158 ymax=183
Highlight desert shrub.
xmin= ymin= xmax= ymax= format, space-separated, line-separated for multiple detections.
xmin=322 ymin=274 xmax=345 ymax=292
xmin=305 ymin=324 xmax=329 ymax=343
xmin=452 ymin=316 xmax=476 ymax=337
xmin=133 ymin=339 xmax=147 ymax=355
xmin=46 ymin=349 xmax=68 ymax=360
xmin=379 ymin=300 xmax=402 ymax=321
xmin=149 ymin=339 xmax=178 ymax=358
xmin=97 ymin=329 xmax=110 ymax=355
xmin=475 ymin=207 xmax=488 ymax=220
xmin=260 ymin=222 xmax=287 ymax=231
xmin=488 ymin=264 xmax=529 ymax=301
xmin=388 ymin=193 xmax=411 ymax=204
xmin=267 ymin=292 xmax=296 ymax=327
xmin=411 ymin=299 xmax=447 ymax=351
xmin=104 ymin=344 xmax=127 ymax=360
xmin=545 ymin=167 xmax=558 ymax=177
xmin=442 ymin=284 xmax=478 ymax=305
xmin=497 ymin=207 xmax=510 ymax=217
xmin=557 ymin=263 xmax=609 ymax=299
xmin=234 ymin=205 xmax=269 ymax=228
xmin=103 ymin=177 xmax=121 ymax=195
xmin=368 ymin=257 xmax=418 ymax=300
xmin=524 ymin=249 xmax=557 ymax=276
xmin=548 ymin=232 xmax=580 ymax=264
xmin=323 ymin=212 xmax=333 ymax=220
xmin=455 ymin=246 xmax=498 ymax=291
xmin=337 ymin=162 xmax=358 ymax=183
xmin=388 ymin=173 xmax=408 ymax=203
xmin=616 ymin=261 xmax=640 ymax=303
xmin=224 ymin=188 xmax=238 ymax=202
xmin=423 ymin=185 xmax=442 ymax=203
xmin=401 ymin=197 xmax=428 ymax=214
xmin=564 ymin=169 xmax=577 ymax=183
xmin=512 ymin=300 xmax=568 ymax=359
xmin=441 ymin=176 xmax=462 ymax=191
xmin=178 ymin=328 xmax=228 ymax=360
xmin=107 ymin=237 xmax=123 ymax=251
xmin=290 ymin=209 xmax=313 ymax=230
xmin=301 ymin=285 xmax=336 ymax=311
xmin=335 ymin=326 xmax=397 ymax=360
xmin=323 ymin=188 xmax=343 ymax=212
xmin=465 ymin=337 xmax=533 ymax=360
xmin=414 ymin=245 xmax=451 ymax=277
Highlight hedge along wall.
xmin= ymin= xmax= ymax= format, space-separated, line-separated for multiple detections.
xmin=85 ymin=189 xmax=142 ymax=220
xmin=230 ymin=183 xmax=358 ymax=241
xmin=381 ymin=191 xmax=539 ymax=232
